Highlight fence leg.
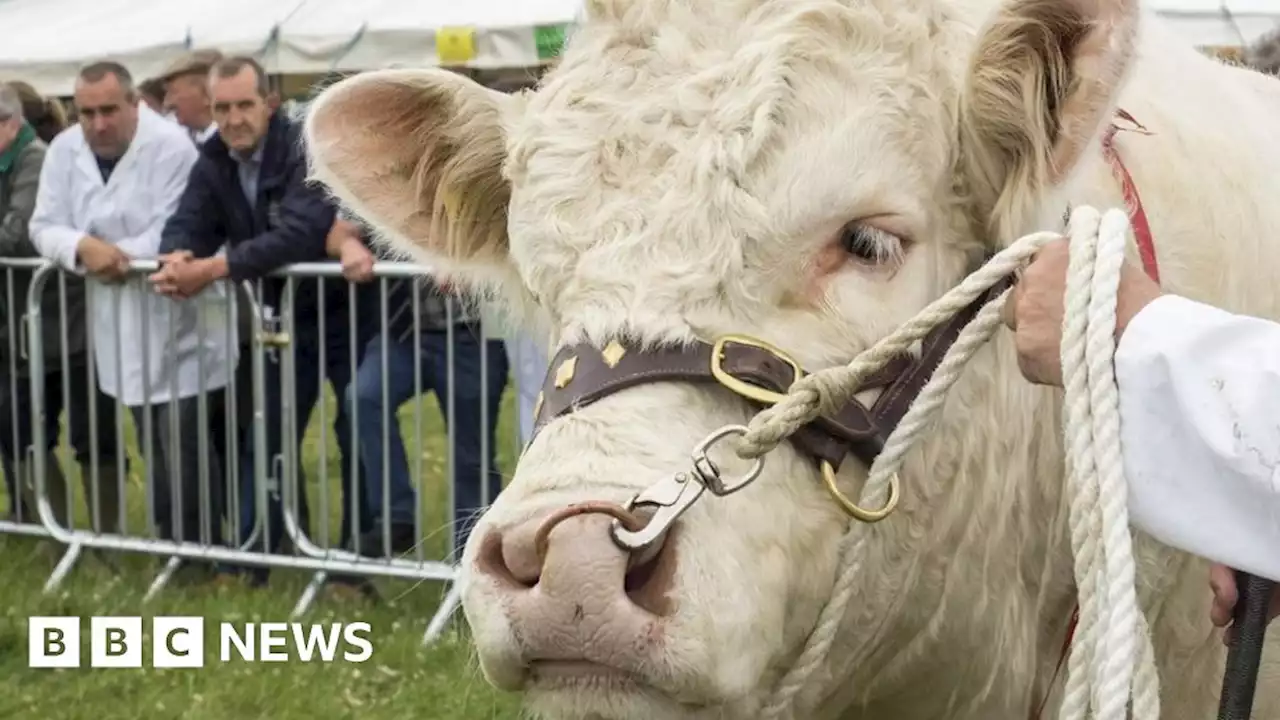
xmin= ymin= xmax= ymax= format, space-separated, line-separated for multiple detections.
xmin=42 ymin=541 xmax=82 ymax=594
xmin=142 ymin=556 xmax=184 ymax=603
xmin=423 ymin=583 xmax=462 ymax=646
xmin=291 ymin=571 xmax=326 ymax=619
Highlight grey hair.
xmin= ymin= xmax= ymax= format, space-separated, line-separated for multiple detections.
xmin=0 ymin=84 xmax=22 ymax=122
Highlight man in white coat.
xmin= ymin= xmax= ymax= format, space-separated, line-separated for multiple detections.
xmin=28 ymin=61 xmax=236 ymax=553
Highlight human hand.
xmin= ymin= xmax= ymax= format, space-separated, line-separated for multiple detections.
xmin=149 ymin=256 xmax=225 ymax=300
xmin=339 ymin=237 xmax=375 ymax=284
xmin=75 ymin=236 xmax=130 ymax=283
xmin=1001 ymin=237 xmax=1162 ymax=386
xmin=1209 ymin=563 xmax=1280 ymax=646
xmin=158 ymin=250 xmax=195 ymax=266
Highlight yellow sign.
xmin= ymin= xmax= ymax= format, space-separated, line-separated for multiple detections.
xmin=436 ymin=26 xmax=476 ymax=65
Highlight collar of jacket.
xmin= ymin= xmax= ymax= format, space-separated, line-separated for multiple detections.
xmin=0 ymin=122 xmax=35 ymax=175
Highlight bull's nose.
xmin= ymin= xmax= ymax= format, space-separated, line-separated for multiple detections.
xmin=475 ymin=501 xmax=678 ymax=622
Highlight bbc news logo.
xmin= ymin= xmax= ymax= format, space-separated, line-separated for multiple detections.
xmin=28 ymin=616 xmax=373 ymax=668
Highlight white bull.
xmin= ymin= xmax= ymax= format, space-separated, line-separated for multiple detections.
xmin=304 ymin=0 xmax=1280 ymax=717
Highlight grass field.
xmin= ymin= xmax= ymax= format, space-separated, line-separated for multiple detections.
xmin=0 ymin=383 xmax=525 ymax=720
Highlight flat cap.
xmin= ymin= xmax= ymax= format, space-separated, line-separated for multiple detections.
xmin=160 ymin=48 xmax=225 ymax=82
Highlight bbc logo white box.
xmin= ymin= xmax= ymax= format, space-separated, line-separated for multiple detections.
xmin=29 ymin=617 xmax=80 ymax=668
xmin=153 ymin=617 xmax=205 ymax=668
xmin=91 ymin=617 xmax=143 ymax=668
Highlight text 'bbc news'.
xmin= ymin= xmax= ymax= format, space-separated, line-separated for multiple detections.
xmin=28 ymin=616 xmax=374 ymax=668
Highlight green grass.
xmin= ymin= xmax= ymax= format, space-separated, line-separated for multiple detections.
xmin=0 ymin=384 xmax=525 ymax=720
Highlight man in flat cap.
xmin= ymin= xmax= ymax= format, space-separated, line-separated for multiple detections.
xmin=161 ymin=48 xmax=223 ymax=146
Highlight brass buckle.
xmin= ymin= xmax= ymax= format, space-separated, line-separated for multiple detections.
xmin=710 ymin=333 xmax=900 ymax=524
xmin=709 ymin=334 xmax=803 ymax=405
xmin=820 ymin=460 xmax=899 ymax=523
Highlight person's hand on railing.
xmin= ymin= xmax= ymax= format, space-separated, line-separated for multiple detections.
xmin=158 ymin=250 xmax=194 ymax=265
xmin=326 ymin=218 xmax=375 ymax=284
xmin=149 ymin=251 xmax=228 ymax=300
xmin=75 ymin=235 xmax=129 ymax=283
xmin=339 ymin=239 xmax=375 ymax=284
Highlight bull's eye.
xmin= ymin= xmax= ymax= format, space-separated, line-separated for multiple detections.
xmin=838 ymin=222 xmax=901 ymax=266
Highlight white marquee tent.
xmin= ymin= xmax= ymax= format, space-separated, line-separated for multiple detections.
xmin=1148 ymin=0 xmax=1280 ymax=48
xmin=0 ymin=0 xmax=581 ymax=95
xmin=0 ymin=0 xmax=1275 ymax=96
xmin=0 ymin=0 xmax=304 ymax=95
xmin=275 ymin=0 xmax=582 ymax=74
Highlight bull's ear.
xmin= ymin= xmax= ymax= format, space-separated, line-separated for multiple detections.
xmin=958 ymin=0 xmax=1139 ymax=237
xmin=304 ymin=69 xmax=515 ymax=283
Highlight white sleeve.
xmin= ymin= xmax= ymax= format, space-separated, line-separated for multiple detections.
xmin=27 ymin=139 xmax=85 ymax=273
xmin=1116 ymin=294 xmax=1280 ymax=581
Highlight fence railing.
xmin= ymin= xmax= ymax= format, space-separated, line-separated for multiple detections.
xmin=0 ymin=256 xmax=533 ymax=644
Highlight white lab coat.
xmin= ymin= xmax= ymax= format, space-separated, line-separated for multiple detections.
xmin=1118 ymin=294 xmax=1280 ymax=582
xmin=28 ymin=104 xmax=237 ymax=407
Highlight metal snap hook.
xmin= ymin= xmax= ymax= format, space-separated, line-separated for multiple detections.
xmin=609 ymin=424 xmax=765 ymax=551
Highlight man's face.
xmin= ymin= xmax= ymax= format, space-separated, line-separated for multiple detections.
xmin=210 ymin=66 xmax=271 ymax=154
xmin=75 ymin=74 xmax=139 ymax=159
xmin=164 ymin=73 xmax=210 ymax=130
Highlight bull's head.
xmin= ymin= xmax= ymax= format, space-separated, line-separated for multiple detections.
xmin=304 ymin=0 xmax=1139 ymax=716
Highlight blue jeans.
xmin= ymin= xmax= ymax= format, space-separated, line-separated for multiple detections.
xmin=222 ymin=321 xmax=371 ymax=582
xmin=348 ymin=324 xmax=508 ymax=554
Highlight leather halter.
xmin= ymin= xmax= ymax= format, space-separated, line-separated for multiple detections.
xmin=525 ymin=110 xmax=1156 ymax=469
xmin=527 ymin=272 xmax=1012 ymax=473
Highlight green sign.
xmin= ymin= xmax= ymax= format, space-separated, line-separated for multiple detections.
xmin=534 ymin=24 xmax=567 ymax=61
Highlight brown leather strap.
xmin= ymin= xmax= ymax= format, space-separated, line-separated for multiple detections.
xmin=528 ymin=275 xmax=1011 ymax=472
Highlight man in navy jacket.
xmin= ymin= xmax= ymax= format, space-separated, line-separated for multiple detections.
xmin=152 ymin=56 xmax=374 ymax=587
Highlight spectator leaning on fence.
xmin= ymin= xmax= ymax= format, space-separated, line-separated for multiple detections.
xmin=27 ymin=61 xmax=237 ymax=544
xmin=151 ymin=56 xmax=377 ymax=591
xmin=6 ymin=81 xmax=68 ymax=145
xmin=159 ymin=49 xmax=223 ymax=147
xmin=328 ymin=215 xmax=510 ymax=558
xmin=0 ymin=81 xmax=120 ymax=530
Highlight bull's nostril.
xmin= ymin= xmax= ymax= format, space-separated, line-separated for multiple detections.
xmin=477 ymin=503 xmax=680 ymax=617
xmin=477 ymin=527 xmax=538 ymax=589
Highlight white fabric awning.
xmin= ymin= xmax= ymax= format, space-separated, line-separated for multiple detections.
xmin=0 ymin=0 xmax=1274 ymax=97
xmin=274 ymin=0 xmax=581 ymax=73
xmin=0 ymin=0 xmax=306 ymax=95
xmin=0 ymin=0 xmax=580 ymax=94
xmin=1145 ymin=0 xmax=1280 ymax=47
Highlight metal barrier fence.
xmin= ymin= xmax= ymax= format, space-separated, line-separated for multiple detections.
xmin=0 ymin=256 xmax=529 ymax=643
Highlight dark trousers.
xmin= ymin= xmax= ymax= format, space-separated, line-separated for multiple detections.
xmin=222 ymin=318 xmax=371 ymax=583
xmin=349 ymin=325 xmax=509 ymax=554
xmin=130 ymin=394 xmax=226 ymax=545
xmin=0 ymin=361 xmax=120 ymax=521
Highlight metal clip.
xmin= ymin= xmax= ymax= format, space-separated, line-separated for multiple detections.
xmin=258 ymin=331 xmax=291 ymax=348
xmin=610 ymin=424 xmax=764 ymax=551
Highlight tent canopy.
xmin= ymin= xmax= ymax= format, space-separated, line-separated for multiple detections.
xmin=0 ymin=0 xmax=581 ymax=95
xmin=277 ymin=0 xmax=580 ymax=73
xmin=1147 ymin=0 xmax=1280 ymax=47
xmin=0 ymin=0 xmax=306 ymax=95
xmin=0 ymin=0 xmax=1274 ymax=96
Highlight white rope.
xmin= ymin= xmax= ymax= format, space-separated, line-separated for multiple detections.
xmin=734 ymin=205 xmax=1160 ymax=720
